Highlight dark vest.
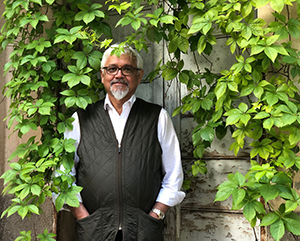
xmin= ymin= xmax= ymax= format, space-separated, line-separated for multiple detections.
xmin=75 ymin=98 xmax=164 ymax=241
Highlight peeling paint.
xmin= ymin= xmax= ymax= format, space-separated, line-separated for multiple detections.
xmin=180 ymin=211 xmax=259 ymax=241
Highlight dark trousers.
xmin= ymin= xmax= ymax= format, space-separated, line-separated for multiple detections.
xmin=115 ymin=230 xmax=122 ymax=241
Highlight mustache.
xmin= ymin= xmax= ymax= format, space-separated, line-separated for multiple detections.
xmin=110 ymin=79 xmax=129 ymax=87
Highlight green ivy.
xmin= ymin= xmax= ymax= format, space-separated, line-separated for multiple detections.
xmin=108 ymin=0 xmax=300 ymax=240
xmin=0 ymin=0 xmax=112 ymax=240
xmin=2 ymin=0 xmax=300 ymax=240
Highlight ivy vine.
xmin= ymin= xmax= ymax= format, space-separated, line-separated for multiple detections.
xmin=1 ymin=0 xmax=300 ymax=240
xmin=1 ymin=0 xmax=111 ymax=240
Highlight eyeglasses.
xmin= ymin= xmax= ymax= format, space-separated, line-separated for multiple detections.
xmin=103 ymin=66 xmax=141 ymax=76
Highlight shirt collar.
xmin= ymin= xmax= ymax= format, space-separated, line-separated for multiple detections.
xmin=104 ymin=94 xmax=136 ymax=111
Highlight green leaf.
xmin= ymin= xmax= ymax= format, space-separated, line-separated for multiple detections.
xmin=289 ymin=128 xmax=300 ymax=145
xmin=64 ymin=143 xmax=76 ymax=153
xmin=80 ymin=75 xmax=91 ymax=86
xmin=260 ymin=212 xmax=280 ymax=226
xmin=199 ymin=126 xmax=214 ymax=142
xmin=65 ymin=97 xmax=76 ymax=108
xmin=63 ymin=74 xmax=81 ymax=88
xmin=273 ymin=46 xmax=288 ymax=56
xmin=270 ymin=0 xmax=284 ymax=13
xmin=7 ymin=205 xmax=21 ymax=218
xmin=1 ymin=169 xmax=18 ymax=185
xmin=76 ymin=97 xmax=89 ymax=109
xmin=27 ymin=204 xmax=39 ymax=214
xmin=57 ymin=122 xmax=66 ymax=134
xmin=272 ymin=173 xmax=293 ymax=184
xmin=270 ymin=219 xmax=285 ymax=241
xmin=226 ymin=113 xmax=242 ymax=126
xmin=285 ymin=200 xmax=298 ymax=213
xmin=74 ymin=54 xmax=87 ymax=70
xmin=218 ymin=179 xmax=237 ymax=189
xmin=169 ymin=36 xmax=178 ymax=53
xmin=214 ymin=188 xmax=234 ymax=202
xmin=240 ymin=84 xmax=255 ymax=96
xmin=243 ymin=201 xmax=256 ymax=222
xmin=264 ymin=47 xmax=278 ymax=62
xmin=215 ymin=82 xmax=227 ymax=99
xmin=232 ymin=188 xmax=246 ymax=205
xmin=233 ymin=172 xmax=246 ymax=186
xmin=18 ymin=206 xmax=29 ymax=219
xmin=70 ymin=25 xmax=83 ymax=35
xmin=31 ymin=184 xmax=41 ymax=196
xmin=260 ymin=184 xmax=279 ymax=202
xmin=19 ymin=185 xmax=30 ymax=200
xmin=263 ymin=118 xmax=274 ymax=130
xmin=191 ymin=101 xmax=201 ymax=113
xmin=160 ymin=15 xmax=176 ymax=24
xmin=284 ymin=213 xmax=300 ymax=235
xmin=201 ymin=98 xmax=213 ymax=110
xmin=253 ymin=200 xmax=266 ymax=214
xmin=131 ymin=19 xmax=141 ymax=31
xmin=88 ymin=51 xmax=102 ymax=70
xmin=251 ymin=45 xmax=265 ymax=55
xmin=254 ymin=112 xmax=270 ymax=119
xmin=162 ymin=68 xmax=178 ymax=80
xmin=253 ymin=86 xmax=264 ymax=99
xmin=116 ymin=16 xmax=132 ymax=27
xmin=65 ymin=192 xmax=80 ymax=207
xmin=39 ymin=106 xmax=51 ymax=115
xmin=197 ymin=35 xmax=206 ymax=55
xmin=83 ymin=12 xmax=95 ymax=24
xmin=70 ymin=185 xmax=83 ymax=194
xmin=266 ymin=35 xmax=280 ymax=45
xmin=60 ymin=90 xmax=75 ymax=96
xmin=179 ymin=72 xmax=189 ymax=84
xmin=10 ymin=163 xmax=22 ymax=171
xmin=55 ymin=193 xmax=65 ymax=212
xmin=178 ymin=36 xmax=189 ymax=53
xmin=172 ymin=106 xmax=182 ymax=117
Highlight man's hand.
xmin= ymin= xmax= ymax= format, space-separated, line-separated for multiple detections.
xmin=68 ymin=202 xmax=89 ymax=220
xmin=149 ymin=210 xmax=160 ymax=219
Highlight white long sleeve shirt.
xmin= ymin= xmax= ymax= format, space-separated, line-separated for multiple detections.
xmin=53 ymin=94 xmax=185 ymax=207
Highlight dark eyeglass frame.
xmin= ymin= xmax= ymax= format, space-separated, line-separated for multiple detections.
xmin=102 ymin=66 xmax=141 ymax=76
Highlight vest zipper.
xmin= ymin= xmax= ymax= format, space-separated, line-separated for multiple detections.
xmin=117 ymin=142 xmax=123 ymax=237
xmin=118 ymin=143 xmax=121 ymax=154
xmin=104 ymin=108 xmax=124 ymax=239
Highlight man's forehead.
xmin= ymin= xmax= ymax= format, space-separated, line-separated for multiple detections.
xmin=105 ymin=53 xmax=137 ymax=65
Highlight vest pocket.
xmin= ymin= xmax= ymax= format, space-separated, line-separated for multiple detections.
xmin=138 ymin=209 xmax=164 ymax=241
xmin=75 ymin=208 xmax=102 ymax=241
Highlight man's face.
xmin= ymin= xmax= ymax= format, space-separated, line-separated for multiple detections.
xmin=101 ymin=53 xmax=144 ymax=102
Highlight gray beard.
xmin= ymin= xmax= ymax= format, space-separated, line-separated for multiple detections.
xmin=111 ymin=87 xmax=129 ymax=100
xmin=110 ymin=79 xmax=129 ymax=100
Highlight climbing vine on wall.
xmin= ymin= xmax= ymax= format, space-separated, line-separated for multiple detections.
xmin=2 ymin=0 xmax=300 ymax=240
xmin=111 ymin=0 xmax=300 ymax=240
xmin=0 ymin=0 xmax=111 ymax=240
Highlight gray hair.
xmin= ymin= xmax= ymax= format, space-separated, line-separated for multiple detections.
xmin=101 ymin=43 xmax=143 ymax=69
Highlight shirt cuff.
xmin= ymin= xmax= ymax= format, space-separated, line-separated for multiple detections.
xmin=156 ymin=188 xmax=186 ymax=207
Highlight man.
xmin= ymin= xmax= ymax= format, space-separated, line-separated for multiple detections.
xmin=55 ymin=44 xmax=185 ymax=241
